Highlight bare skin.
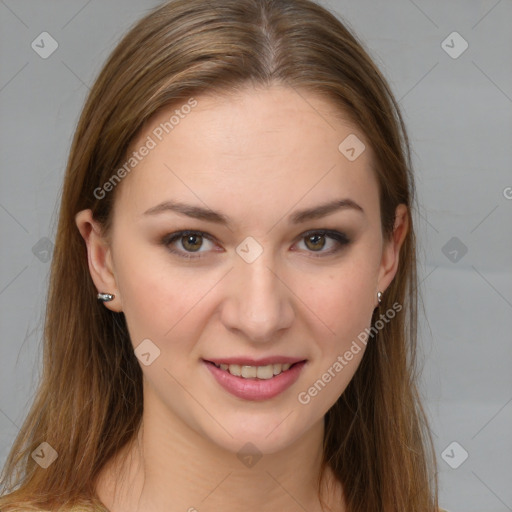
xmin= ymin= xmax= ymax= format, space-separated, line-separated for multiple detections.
xmin=76 ymin=84 xmax=408 ymax=512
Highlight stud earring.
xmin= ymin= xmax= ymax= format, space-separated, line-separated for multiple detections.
xmin=97 ymin=292 xmax=115 ymax=302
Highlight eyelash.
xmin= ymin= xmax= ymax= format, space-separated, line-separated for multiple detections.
xmin=161 ymin=229 xmax=351 ymax=260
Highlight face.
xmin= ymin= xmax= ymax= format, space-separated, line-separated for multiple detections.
xmin=78 ymin=84 xmax=405 ymax=456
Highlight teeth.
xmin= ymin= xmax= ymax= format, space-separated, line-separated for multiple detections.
xmin=241 ymin=365 xmax=257 ymax=378
xmin=213 ymin=362 xmax=294 ymax=379
xmin=229 ymin=364 xmax=241 ymax=376
xmin=256 ymin=365 xmax=273 ymax=379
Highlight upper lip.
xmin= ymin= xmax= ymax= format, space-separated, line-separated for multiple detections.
xmin=204 ymin=356 xmax=307 ymax=366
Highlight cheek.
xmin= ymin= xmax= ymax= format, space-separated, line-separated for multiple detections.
xmin=299 ymin=273 xmax=375 ymax=405
xmin=114 ymin=246 xmax=209 ymax=346
xmin=304 ymin=266 xmax=376 ymax=338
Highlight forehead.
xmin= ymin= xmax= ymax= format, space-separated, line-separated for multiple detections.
xmin=112 ymin=85 xmax=379 ymax=225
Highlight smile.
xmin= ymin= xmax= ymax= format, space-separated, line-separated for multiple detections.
xmin=211 ymin=362 xmax=294 ymax=379
xmin=203 ymin=359 xmax=307 ymax=401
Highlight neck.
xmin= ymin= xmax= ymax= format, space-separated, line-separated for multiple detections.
xmin=95 ymin=390 xmax=345 ymax=512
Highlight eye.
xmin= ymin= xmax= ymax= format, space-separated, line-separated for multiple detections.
xmin=162 ymin=230 xmax=216 ymax=259
xmin=294 ymin=229 xmax=350 ymax=257
xmin=161 ymin=229 xmax=351 ymax=260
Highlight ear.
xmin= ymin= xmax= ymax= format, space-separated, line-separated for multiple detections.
xmin=75 ymin=209 xmax=122 ymax=312
xmin=375 ymin=203 xmax=409 ymax=306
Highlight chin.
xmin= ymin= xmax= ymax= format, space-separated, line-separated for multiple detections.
xmin=196 ymin=408 xmax=317 ymax=458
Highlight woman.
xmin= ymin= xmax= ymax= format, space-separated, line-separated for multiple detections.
xmin=0 ymin=0 xmax=445 ymax=510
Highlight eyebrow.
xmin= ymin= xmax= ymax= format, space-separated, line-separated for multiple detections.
xmin=143 ymin=198 xmax=364 ymax=227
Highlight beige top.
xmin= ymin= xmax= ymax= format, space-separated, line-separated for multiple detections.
xmin=60 ymin=507 xmax=452 ymax=512
xmin=18 ymin=505 xmax=453 ymax=511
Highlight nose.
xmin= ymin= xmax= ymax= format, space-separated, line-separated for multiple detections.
xmin=220 ymin=247 xmax=295 ymax=343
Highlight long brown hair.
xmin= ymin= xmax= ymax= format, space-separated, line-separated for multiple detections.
xmin=0 ymin=1 xmax=438 ymax=510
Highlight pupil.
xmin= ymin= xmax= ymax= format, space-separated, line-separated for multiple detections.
xmin=183 ymin=234 xmax=202 ymax=251
xmin=307 ymin=234 xmax=325 ymax=251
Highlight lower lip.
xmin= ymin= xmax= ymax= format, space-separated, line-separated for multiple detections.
xmin=203 ymin=360 xmax=307 ymax=401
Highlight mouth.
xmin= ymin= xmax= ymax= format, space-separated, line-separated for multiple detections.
xmin=203 ymin=358 xmax=308 ymax=401
xmin=204 ymin=360 xmax=306 ymax=380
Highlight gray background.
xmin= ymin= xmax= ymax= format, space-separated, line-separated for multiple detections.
xmin=1 ymin=1 xmax=511 ymax=510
